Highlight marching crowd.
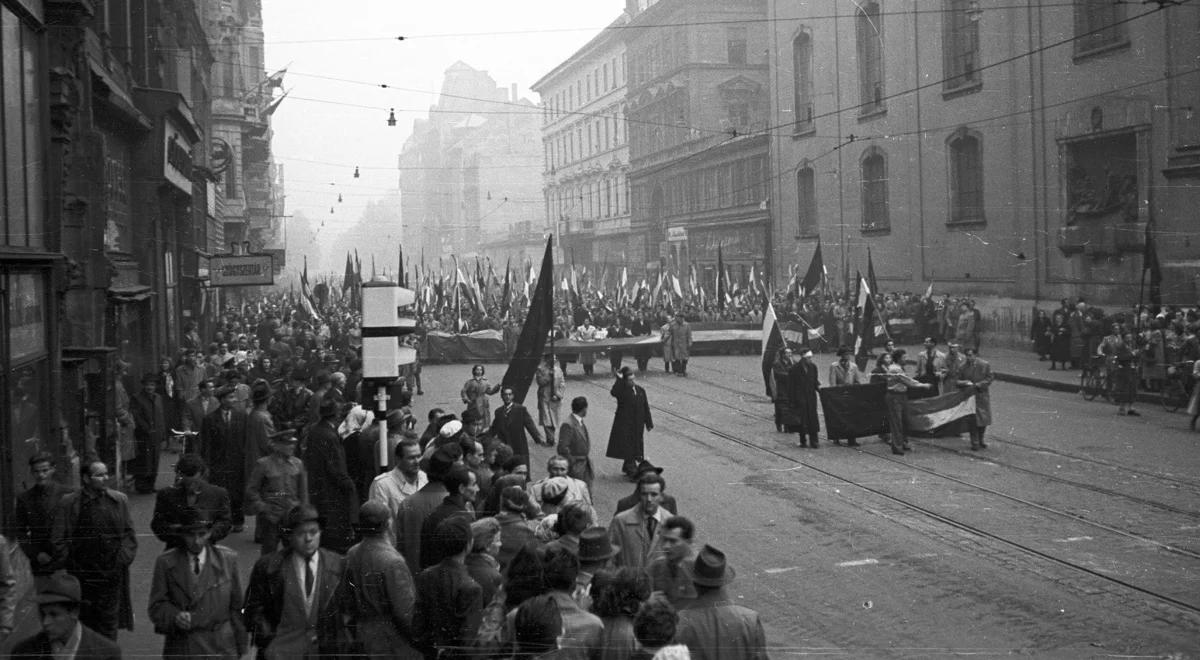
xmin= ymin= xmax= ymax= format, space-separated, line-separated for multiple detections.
xmin=0 ymin=294 xmax=768 ymax=659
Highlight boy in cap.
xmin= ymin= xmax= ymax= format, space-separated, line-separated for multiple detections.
xmin=11 ymin=573 xmax=122 ymax=659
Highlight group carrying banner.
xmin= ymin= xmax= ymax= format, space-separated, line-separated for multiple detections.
xmin=819 ymin=384 xmax=977 ymax=438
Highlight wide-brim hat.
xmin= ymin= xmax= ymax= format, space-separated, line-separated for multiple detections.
xmin=35 ymin=572 xmax=82 ymax=605
xmin=213 ymin=385 xmax=236 ymax=399
xmin=269 ymin=429 xmax=298 ymax=443
xmin=250 ymin=380 xmax=272 ymax=404
xmin=578 ymin=527 xmax=620 ymax=563
xmin=692 ymin=544 xmax=736 ymax=587
xmin=141 ymin=372 xmax=159 ymax=384
xmin=836 ymin=346 xmax=852 ymax=357
xmin=178 ymin=507 xmax=214 ymax=534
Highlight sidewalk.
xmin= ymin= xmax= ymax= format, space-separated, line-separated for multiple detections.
xmin=896 ymin=343 xmax=1165 ymax=406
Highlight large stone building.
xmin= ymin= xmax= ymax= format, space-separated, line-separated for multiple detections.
xmin=532 ymin=14 xmax=631 ymax=274
xmin=767 ymin=0 xmax=1200 ymax=337
xmin=400 ymin=62 xmax=543 ymax=265
xmin=623 ymin=0 xmax=772 ymax=287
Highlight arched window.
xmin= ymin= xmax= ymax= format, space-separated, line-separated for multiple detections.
xmin=948 ymin=130 xmax=984 ymax=223
xmin=796 ymin=165 xmax=817 ymax=236
xmin=855 ymin=2 xmax=885 ymax=114
xmin=943 ymin=0 xmax=980 ymax=91
xmin=792 ymin=31 xmax=814 ymax=130
xmin=860 ymin=148 xmax=889 ymax=230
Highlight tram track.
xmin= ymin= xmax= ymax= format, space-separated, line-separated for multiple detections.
xmin=584 ymin=376 xmax=1200 ymax=617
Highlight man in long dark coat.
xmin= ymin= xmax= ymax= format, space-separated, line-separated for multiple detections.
xmin=200 ymin=386 xmax=249 ymax=531
xmin=787 ymin=348 xmax=821 ymax=448
xmin=303 ymin=396 xmax=359 ymax=553
xmin=605 ymin=366 xmax=654 ymax=477
xmin=130 ymin=372 xmax=166 ymax=494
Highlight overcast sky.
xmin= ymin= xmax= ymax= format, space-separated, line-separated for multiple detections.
xmin=261 ymin=1 xmax=621 ymax=252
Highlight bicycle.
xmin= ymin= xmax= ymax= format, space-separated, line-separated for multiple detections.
xmin=1080 ymin=358 xmax=1110 ymax=402
xmin=1160 ymin=361 xmax=1193 ymax=413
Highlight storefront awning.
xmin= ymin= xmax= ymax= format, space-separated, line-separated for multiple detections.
xmin=108 ymin=284 xmax=153 ymax=303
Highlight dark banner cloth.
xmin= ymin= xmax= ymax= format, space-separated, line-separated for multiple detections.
xmin=819 ymin=383 xmax=888 ymax=438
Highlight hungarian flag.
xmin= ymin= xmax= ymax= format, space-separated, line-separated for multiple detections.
xmin=761 ymin=302 xmax=786 ymax=397
xmin=800 ymin=240 xmax=825 ymax=297
xmin=853 ymin=272 xmax=888 ymax=356
xmin=299 ymin=256 xmax=321 ymax=322
xmin=905 ymin=389 xmax=977 ymax=431
xmin=502 ymin=235 xmax=554 ymax=404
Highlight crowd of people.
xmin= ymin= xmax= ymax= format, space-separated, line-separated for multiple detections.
xmin=0 ymin=291 xmax=769 ymax=659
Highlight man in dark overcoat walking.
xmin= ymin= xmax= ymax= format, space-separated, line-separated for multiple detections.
xmin=787 ymin=348 xmax=821 ymax=448
xmin=200 ymin=386 xmax=249 ymax=531
xmin=131 ymin=371 xmax=166 ymax=493
xmin=303 ymin=396 xmax=358 ymax=553
xmin=605 ymin=366 xmax=654 ymax=477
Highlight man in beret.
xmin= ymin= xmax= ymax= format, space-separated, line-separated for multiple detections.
xmin=302 ymin=395 xmax=358 ymax=554
xmin=150 ymin=453 xmax=232 ymax=551
xmin=244 ymin=504 xmax=347 ymax=658
xmin=199 ymin=385 xmax=249 ymax=532
xmin=10 ymin=573 xmax=122 ymax=659
xmin=148 ymin=508 xmax=248 ymax=658
xmin=130 ymin=371 xmax=166 ymax=493
xmin=528 ymin=455 xmax=593 ymax=517
xmin=341 ymin=501 xmax=418 ymax=657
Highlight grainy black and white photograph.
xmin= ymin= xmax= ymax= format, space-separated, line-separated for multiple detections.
xmin=0 ymin=0 xmax=1198 ymax=657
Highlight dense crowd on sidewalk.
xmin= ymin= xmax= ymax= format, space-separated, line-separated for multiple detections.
xmin=0 ymin=291 xmax=769 ymax=659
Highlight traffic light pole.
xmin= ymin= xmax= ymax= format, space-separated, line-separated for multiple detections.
xmin=361 ymin=277 xmax=417 ymax=472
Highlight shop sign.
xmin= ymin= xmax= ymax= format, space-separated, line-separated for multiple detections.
xmin=163 ymin=119 xmax=193 ymax=193
xmin=209 ymin=255 xmax=275 ymax=286
xmin=667 ymin=226 xmax=688 ymax=242
xmin=9 ymin=273 xmax=46 ymax=361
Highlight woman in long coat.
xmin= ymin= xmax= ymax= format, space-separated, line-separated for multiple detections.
xmin=1049 ymin=311 xmax=1071 ymax=370
xmin=461 ymin=364 xmax=501 ymax=422
xmin=605 ymin=367 xmax=654 ymax=477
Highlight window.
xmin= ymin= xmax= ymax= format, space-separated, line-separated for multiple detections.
xmin=1 ymin=7 xmax=44 ymax=248
xmin=727 ymin=100 xmax=750 ymax=131
xmin=792 ymin=31 xmax=814 ymax=130
xmin=797 ymin=166 xmax=817 ymax=235
xmin=855 ymin=2 xmax=885 ymax=115
xmin=948 ymin=130 xmax=984 ymax=223
xmin=727 ymin=27 xmax=748 ymax=65
xmin=860 ymin=148 xmax=889 ymax=230
xmin=221 ymin=38 xmax=238 ymax=97
xmin=1074 ymin=0 xmax=1125 ymax=55
xmin=603 ymin=63 xmax=609 ymax=91
xmin=943 ymin=0 xmax=980 ymax=91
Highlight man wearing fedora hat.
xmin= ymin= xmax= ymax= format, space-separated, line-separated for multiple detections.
xmin=574 ymin=526 xmax=620 ymax=609
xmin=199 ymin=385 xmax=249 ymax=532
xmin=130 ymin=371 xmax=167 ymax=493
xmin=244 ymin=504 xmax=348 ymax=659
xmin=674 ymin=545 xmax=767 ymax=660
xmin=148 ymin=508 xmax=248 ymax=658
xmin=302 ymin=395 xmax=359 ymax=554
xmin=10 ymin=573 xmax=122 ymax=659
xmin=341 ymin=501 xmax=419 ymax=658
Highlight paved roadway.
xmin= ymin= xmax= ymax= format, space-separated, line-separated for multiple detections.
xmin=104 ymin=355 xmax=1200 ymax=658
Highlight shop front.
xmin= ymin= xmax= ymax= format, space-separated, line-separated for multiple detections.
xmin=687 ymin=221 xmax=770 ymax=293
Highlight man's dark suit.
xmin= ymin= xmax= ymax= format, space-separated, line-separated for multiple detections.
xmin=243 ymin=547 xmax=346 ymax=658
xmin=199 ymin=407 xmax=249 ymax=526
xmin=10 ymin=623 xmax=122 ymax=659
xmin=130 ymin=388 xmax=166 ymax=493
xmin=14 ymin=481 xmax=72 ymax=575
xmin=303 ymin=420 xmax=359 ymax=553
xmin=489 ymin=402 xmax=541 ymax=466
xmin=183 ymin=394 xmax=217 ymax=436
xmin=150 ymin=481 xmax=233 ymax=550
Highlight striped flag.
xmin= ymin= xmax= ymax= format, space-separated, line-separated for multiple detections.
xmin=905 ymin=389 xmax=977 ymax=431
xmin=761 ymin=302 xmax=786 ymax=397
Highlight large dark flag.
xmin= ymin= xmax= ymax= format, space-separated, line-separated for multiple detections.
xmin=866 ymin=246 xmax=881 ymax=300
xmin=761 ymin=302 xmax=786 ymax=397
xmin=500 ymin=257 xmax=512 ymax=318
xmin=800 ymin=240 xmax=825 ymax=297
xmin=820 ymin=383 xmax=888 ymax=438
xmin=503 ymin=236 xmax=554 ymax=404
xmin=342 ymin=252 xmax=355 ymax=293
xmin=1143 ymin=221 xmax=1162 ymax=306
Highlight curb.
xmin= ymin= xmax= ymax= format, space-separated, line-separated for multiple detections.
xmin=994 ymin=371 xmax=1165 ymax=406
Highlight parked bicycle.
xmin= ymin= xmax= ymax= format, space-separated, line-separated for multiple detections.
xmin=1161 ymin=360 xmax=1194 ymax=413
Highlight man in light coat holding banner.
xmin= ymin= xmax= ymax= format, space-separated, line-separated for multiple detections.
xmin=954 ymin=348 xmax=994 ymax=450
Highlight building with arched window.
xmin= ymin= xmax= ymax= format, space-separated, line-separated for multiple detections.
xmin=768 ymin=0 xmax=1200 ymax=343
